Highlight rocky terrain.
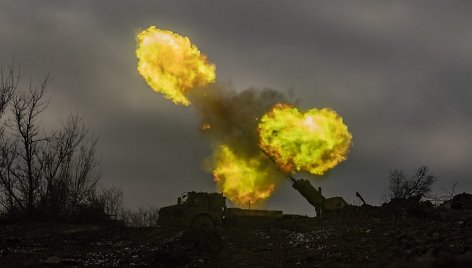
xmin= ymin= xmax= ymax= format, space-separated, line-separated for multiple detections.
xmin=1 ymin=200 xmax=472 ymax=267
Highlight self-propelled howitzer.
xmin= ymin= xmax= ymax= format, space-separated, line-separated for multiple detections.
xmin=260 ymin=148 xmax=347 ymax=215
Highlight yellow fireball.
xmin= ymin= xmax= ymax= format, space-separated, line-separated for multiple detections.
xmin=136 ymin=26 xmax=216 ymax=106
xmin=212 ymin=145 xmax=277 ymax=206
xmin=258 ymin=103 xmax=352 ymax=175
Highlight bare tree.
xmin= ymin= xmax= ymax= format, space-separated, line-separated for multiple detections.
xmin=0 ymin=134 xmax=21 ymax=216
xmin=0 ymin=61 xmax=19 ymax=216
xmin=40 ymin=114 xmax=101 ymax=219
xmin=10 ymin=78 xmax=49 ymax=215
xmin=0 ymin=60 xmax=18 ymax=114
xmin=87 ymin=186 xmax=123 ymax=219
xmin=120 ymin=206 xmax=159 ymax=227
xmin=388 ymin=166 xmax=436 ymax=200
xmin=0 ymin=59 xmax=114 ymax=222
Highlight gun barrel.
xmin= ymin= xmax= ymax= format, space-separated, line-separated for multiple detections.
xmin=257 ymin=145 xmax=329 ymax=212
xmin=258 ymin=145 xmax=297 ymax=183
xmin=356 ymin=192 xmax=367 ymax=205
xmin=287 ymin=175 xmax=297 ymax=184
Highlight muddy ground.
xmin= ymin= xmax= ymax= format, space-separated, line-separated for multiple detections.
xmin=1 ymin=205 xmax=471 ymax=267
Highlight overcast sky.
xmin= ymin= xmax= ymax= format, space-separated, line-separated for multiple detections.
xmin=1 ymin=0 xmax=471 ymax=215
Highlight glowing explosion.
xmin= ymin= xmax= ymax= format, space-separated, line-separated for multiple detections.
xmin=136 ymin=26 xmax=216 ymax=106
xmin=258 ymin=103 xmax=352 ymax=175
xmin=211 ymin=145 xmax=276 ymax=206
xmin=136 ymin=26 xmax=352 ymax=207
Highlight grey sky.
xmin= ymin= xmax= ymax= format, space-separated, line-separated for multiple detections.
xmin=1 ymin=0 xmax=471 ymax=215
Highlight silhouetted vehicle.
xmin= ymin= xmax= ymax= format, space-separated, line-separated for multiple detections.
xmin=259 ymin=147 xmax=348 ymax=215
xmin=158 ymin=192 xmax=283 ymax=229
xmin=290 ymin=177 xmax=347 ymax=216
xmin=158 ymin=175 xmax=347 ymax=229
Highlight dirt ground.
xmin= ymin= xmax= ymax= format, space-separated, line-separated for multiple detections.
xmin=1 ymin=205 xmax=472 ymax=267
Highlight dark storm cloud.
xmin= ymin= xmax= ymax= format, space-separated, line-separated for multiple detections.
xmin=0 ymin=0 xmax=471 ymax=214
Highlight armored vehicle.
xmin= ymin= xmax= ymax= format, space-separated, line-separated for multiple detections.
xmin=158 ymin=191 xmax=283 ymax=229
xmin=158 ymin=175 xmax=347 ymax=229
